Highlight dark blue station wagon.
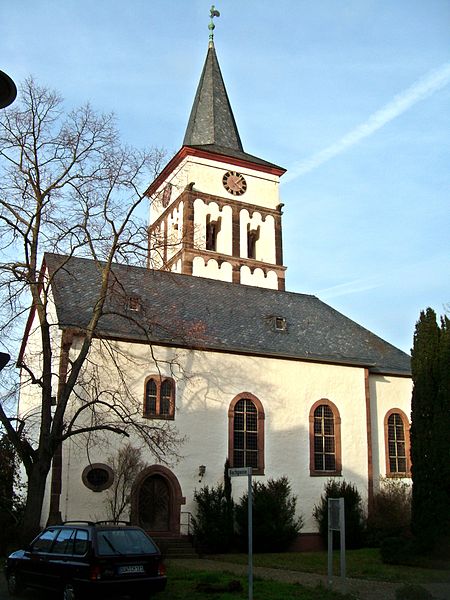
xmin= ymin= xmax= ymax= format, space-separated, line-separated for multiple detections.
xmin=4 ymin=521 xmax=167 ymax=599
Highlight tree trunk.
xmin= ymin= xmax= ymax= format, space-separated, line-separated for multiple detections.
xmin=21 ymin=461 xmax=51 ymax=543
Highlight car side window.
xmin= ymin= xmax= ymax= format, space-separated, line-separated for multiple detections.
xmin=73 ymin=529 xmax=89 ymax=555
xmin=32 ymin=529 xmax=58 ymax=553
xmin=52 ymin=528 xmax=75 ymax=554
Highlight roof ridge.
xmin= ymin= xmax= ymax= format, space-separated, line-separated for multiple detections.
xmin=44 ymin=253 xmax=411 ymax=375
xmin=44 ymin=251 xmax=317 ymax=298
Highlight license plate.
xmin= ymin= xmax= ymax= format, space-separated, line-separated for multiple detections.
xmin=118 ymin=565 xmax=145 ymax=574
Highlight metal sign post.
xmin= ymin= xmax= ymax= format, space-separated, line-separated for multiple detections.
xmin=327 ymin=497 xmax=346 ymax=589
xmin=229 ymin=467 xmax=253 ymax=600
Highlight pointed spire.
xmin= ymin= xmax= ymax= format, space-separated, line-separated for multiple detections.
xmin=183 ymin=36 xmax=244 ymax=151
xmin=180 ymin=7 xmax=285 ymax=174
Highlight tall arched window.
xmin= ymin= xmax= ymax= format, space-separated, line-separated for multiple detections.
xmin=160 ymin=380 xmax=172 ymax=416
xmin=384 ymin=409 xmax=410 ymax=476
xmin=146 ymin=379 xmax=157 ymax=414
xmin=309 ymin=399 xmax=342 ymax=476
xmin=228 ymin=393 xmax=265 ymax=475
xmin=143 ymin=376 xmax=175 ymax=419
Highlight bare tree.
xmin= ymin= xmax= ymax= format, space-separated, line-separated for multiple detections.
xmin=0 ymin=78 xmax=182 ymax=540
xmin=104 ymin=443 xmax=146 ymax=522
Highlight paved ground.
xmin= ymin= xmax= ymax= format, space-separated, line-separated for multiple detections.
xmin=1 ymin=558 xmax=449 ymax=600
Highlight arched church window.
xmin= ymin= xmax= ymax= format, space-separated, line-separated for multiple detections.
xmin=144 ymin=376 xmax=175 ymax=419
xmin=384 ymin=409 xmax=410 ymax=476
xmin=160 ymin=379 xmax=172 ymax=416
xmin=206 ymin=215 xmax=221 ymax=251
xmin=228 ymin=393 xmax=265 ymax=474
xmin=309 ymin=399 xmax=342 ymax=476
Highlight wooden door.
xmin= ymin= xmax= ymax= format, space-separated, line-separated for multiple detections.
xmin=138 ymin=474 xmax=170 ymax=531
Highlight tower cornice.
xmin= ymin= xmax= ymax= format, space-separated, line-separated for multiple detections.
xmin=145 ymin=145 xmax=286 ymax=198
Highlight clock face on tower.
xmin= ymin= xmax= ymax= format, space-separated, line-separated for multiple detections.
xmin=222 ymin=171 xmax=247 ymax=196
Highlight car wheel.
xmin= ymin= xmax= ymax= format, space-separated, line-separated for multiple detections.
xmin=7 ymin=572 xmax=23 ymax=596
xmin=63 ymin=583 xmax=76 ymax=600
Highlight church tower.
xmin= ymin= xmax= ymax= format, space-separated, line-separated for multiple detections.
xmin=146 ymin=11 xmax=287 ymax=291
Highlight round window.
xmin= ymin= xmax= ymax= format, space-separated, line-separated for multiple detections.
xmin=82 ymin=463 xmax=114 ymax=492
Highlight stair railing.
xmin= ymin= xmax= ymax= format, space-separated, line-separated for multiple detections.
xmin=180 ymin=511 xmax=193 ymax=536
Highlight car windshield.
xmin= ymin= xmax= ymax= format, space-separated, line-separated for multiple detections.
xmin=96 ymin=529 xmax=158 ymax=556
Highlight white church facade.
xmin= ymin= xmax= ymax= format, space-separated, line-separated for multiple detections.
xmin=18 ymin=32 xmax=412 ymax=548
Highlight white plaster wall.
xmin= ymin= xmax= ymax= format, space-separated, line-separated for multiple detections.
xmin=149 ymin=203 xmax=184 ymax=268
xmin=240 ymin=266 xmax=278 ymax=290
xmin=258 ymin=215 xmax=276 ymax=263
xmin=369 ymin=374 xmax=412 ymax=488
xmin=193 ymin=199 xmax=233 ymax=255
xmin=183 ymin=157 xmax=280 ymax=209
xmin=148 ymin=159 xmax=191 ymax=225
xmin=149 ymin=221 xmax=165 ymax=270
xmin=149 ymin=154 xmax=282 ymax=228
xmin=55 ymin=339 xmax=387 ymax=533
xmin=239 ymin=210 xmax=276 ymax=263
xmin=166 ymin=201 xmax=184 ymax=261
xmin=192 ymin=257 xmax=233 ymax=282
xmin=171 ymin=259 xmax=182 ymax=273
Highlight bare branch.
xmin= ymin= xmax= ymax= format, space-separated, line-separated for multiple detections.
xmin=0 ymin=77 xmax=180 ymax=538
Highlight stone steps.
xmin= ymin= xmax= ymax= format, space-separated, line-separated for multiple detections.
xmin=153 ymin=535 xmax=197 ymax=559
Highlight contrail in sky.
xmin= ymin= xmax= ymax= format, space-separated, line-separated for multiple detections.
xmin=317 ymin=276 xmax=384 ymax=300
xmin=283 ymin=62 xmax=450 ymax=183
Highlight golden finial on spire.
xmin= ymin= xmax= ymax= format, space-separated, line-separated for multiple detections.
xmin=209 ymin=5 xmax=220 ymax=47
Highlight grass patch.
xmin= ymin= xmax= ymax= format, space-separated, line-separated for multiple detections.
xmin=206 ymin=548 xmax=450 ymax=584
xmin=160 ymin=565 xmax=354 ymax=600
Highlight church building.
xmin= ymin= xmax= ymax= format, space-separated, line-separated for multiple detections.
xmin=19 ymin=18 xmax=412 ymax=548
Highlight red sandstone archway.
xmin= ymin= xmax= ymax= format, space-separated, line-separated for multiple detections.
xmin=130 ymin=465 xmax=185 ymax=536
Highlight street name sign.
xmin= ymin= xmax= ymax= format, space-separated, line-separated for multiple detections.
xmin=228 ymin=467 xmax=252 ymax=477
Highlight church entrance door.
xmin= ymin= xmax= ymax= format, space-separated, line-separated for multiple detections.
xmin=131 ymin=465 xmax=185 ymax=536
xmin=138 ymin=474 xmax=170 ymax=531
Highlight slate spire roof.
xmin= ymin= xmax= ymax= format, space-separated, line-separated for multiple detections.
xmin=181 ymin=43 xmax=284 ymax=173
xmin=183 ymin=44 xmax=243 ymax=151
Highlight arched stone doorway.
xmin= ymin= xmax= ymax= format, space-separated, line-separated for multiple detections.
xmin=131 ymin=465 xmax=185 ymax=536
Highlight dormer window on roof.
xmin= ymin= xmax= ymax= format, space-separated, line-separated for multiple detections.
xmin=273 ymin=316 xmax=287 ymax=331
xmin=128 ymin=296 xmax=141 ymax=312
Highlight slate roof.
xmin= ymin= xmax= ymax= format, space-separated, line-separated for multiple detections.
xmin=45 ymin=253 xmax=411 ymax=376
xmin=182 ymin=45 xmax=284 ymax=173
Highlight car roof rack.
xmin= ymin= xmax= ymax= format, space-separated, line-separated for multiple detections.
xmin=62 ymin=520 xmax=95 ymax=525
xmin=95 ymin=520 xmax=131 ymax=526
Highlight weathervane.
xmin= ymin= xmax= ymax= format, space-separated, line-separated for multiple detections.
xmin=209 ymin=5 xmax=220 ymax=47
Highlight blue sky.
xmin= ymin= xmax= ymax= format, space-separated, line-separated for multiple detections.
xmin=2 ymin=1 xmax=449 ymax=353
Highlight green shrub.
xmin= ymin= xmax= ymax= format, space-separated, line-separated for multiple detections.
xmin=192 ymin=462 xmax=234 ymax=553
xmin=313 ymin=480 xmax=365 ymax=549
xmin=367 ymin=478 xmax=411 ymax=546
xmin=235 ymin=476 xmax=303 ymax=552
xmin=191 ymin=483 xmax=234 ymax=553
xmin=395 ymin=584 xmax=433 ymax=600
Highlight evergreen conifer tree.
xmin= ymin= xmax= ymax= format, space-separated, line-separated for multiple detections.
xmin=410 ymin=308 xmax=450 ymax=554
